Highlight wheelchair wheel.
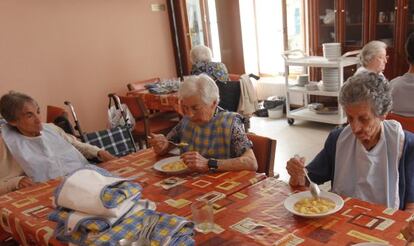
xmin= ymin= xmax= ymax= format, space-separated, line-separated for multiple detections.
xmin=287 ymin=118 xmax=295 ymax=125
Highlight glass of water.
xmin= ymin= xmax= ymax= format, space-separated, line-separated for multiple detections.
xmin=191 ymin=199 xmax=214 ymax=233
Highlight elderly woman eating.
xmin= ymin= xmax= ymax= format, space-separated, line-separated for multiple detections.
xmin=286 ymin=73 xmax=414 ymax=212
xmin=190 ymin=45 xmax=229 ymax=83
xmin=0 ymin=91 xmax=115 ymax=194
xmin=355 ymin=40 xmax=388 ymax=77
xmin=149 ymin=74 xmax=257 ymax=173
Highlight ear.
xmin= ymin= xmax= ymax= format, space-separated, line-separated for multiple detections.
xmin=212 ymin=100 xmax=218 ymax=108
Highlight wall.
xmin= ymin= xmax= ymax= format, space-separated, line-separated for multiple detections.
xmin=0 ymin=0 xmax=176 ymax=131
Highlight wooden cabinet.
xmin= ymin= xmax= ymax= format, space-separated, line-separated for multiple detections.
xmin=309 ymin=0 xmax=414 ymax=79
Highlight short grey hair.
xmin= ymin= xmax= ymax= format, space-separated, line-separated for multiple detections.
xmin=359 ymin=40 xmax=387 ymax=67
xmin=339 ymin=72 xmax=392 ymax=116
xmin=190 ymin=45 xmax=212 ymax=64
xmin=178 ymin=74 xmax=219 ymax=105
xmin=0 ymin=91 xmax=36 ymax=122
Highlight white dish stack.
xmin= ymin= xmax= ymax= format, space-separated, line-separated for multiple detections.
xmin=322 ymin=68 xmax=339 ymax=91
xmin=296 ymin=74 xmax=309 ymax=86
xmin=322 ymin=43 xmax=341 ymax=60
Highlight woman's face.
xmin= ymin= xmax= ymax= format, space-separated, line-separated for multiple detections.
xmin=367 ymin=48 xmax=388 ymax=73
xmin=180 ymin=95 xmax=217 ymax=125
xmin=9 ymin=101 xmax=42 ymax=137
xmin=344 ymin=101 xmax=384 ymax=149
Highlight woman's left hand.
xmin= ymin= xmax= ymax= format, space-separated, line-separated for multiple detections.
xmin=98 ymin=150 xmax=116 ymax=162
xmin=180 ymin=151 xmax=209 ymax=173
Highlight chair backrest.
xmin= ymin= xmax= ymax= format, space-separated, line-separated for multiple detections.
xmin=386 ymin=112 xmax=414 ymax=133
xmin=247 ymin=133 xmax=276 ymax=177
xmin=228 ymin=73 xmax=240 ymax=80
xmin=118 ymin=96 xmax=148 ymax=120
xmin=46 ymin=105 xmax=75 ymax=135
xmin=217 ymin=81 xmax=241 ymax=112
xmin=127 ymin=77 xmax=161 ymax=91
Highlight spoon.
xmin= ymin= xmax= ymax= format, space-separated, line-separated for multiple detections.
xmin=304 ymin=169 xmax=321 ymax=199
xmin=294 ymin=154 xmax=320 ymax=199
xmin=169 ymin=141 xmax=188 ymax=148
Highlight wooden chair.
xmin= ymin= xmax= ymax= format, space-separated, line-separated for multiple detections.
xmin=247 ymin=133 xmax=277 ymax=177
xmin=118 ymin=95 xmax=177 ymax=149
xmin=127 ymin=77 xmax=160 ymax=92
xmin=386 ymin=112 xmax=414 ymax=133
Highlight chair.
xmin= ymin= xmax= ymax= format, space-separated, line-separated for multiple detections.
xmin=127 ymin=77 xmax=160 ymax=92
xmin=247 ymin=133 xmax=277 ymax=177
xmin=386 ymin=112 xmax=414 ymax=133
xmin=118 ymin=95 xmax=177 ymax=149
xmin=46 ymin=105 xmax=75 ymax=135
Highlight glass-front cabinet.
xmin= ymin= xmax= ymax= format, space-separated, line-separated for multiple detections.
xmin=372 ymin=0 xmax=397 ymax=48
xmin=316 ymin=0 xmax=338 ymax=46
xmin=343 ymin=0 xmax=366 ymax=48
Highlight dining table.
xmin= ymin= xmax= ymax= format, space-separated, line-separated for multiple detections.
xmin=195 ymin=178 xmax=413 ymax=246
xmin=126 ymin=89 xmax=180 ymax=113
xmin=0 ymin=148 xmax=265 ymax=246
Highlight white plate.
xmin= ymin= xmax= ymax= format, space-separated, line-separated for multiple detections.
xmin=153 ymin=156 xmax=189 ymax=174
xmin=284 ymin=191 xmax=344 ymax=218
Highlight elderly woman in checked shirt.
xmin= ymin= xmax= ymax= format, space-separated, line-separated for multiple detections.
xmin=149 ymin=74 xmax=257 ymax=173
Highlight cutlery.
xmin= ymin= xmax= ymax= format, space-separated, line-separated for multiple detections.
xmin=294 ymin=154 xmax=320 ymax=199
xmin=169 ymin=141 xmax=188 ymax=148
xmin=133 ymin=214 xmax=160 ymax=246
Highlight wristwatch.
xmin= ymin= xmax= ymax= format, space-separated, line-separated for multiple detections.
xmin=207 ymin=158 xmax=218 ymax=172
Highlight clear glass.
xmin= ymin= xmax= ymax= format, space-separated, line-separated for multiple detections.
xmin=318 ymin=0 xmax=337 ymax=46
xmin=375 ymin=0 xmax=397 ymax=47
xmin=344 ymin=0 xmax=365 ymax=46
xmin=191 ymin=200 xmax=214 ymax=233
xmin=186 ymin=0 xmax=205 ymax=47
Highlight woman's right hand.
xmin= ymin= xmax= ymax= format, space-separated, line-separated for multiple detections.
xmin=18 ymin=176 xmax=35 ymax=189
xmin=148 ymin=133 xmax=169 ymax=155
xmin=286 ymin=155 xmax=306 ymax=187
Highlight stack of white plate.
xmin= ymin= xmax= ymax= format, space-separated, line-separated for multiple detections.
xmin=322 ymin=68 xmax=339 ymax=91
xmin=322 ymin=43 xmax=341 ymax=60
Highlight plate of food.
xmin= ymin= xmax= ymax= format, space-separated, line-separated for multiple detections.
xmin=153 ymin=156 xmax=189 ymax=174
xmin=284 ymin=191 xmax=344 ymax=218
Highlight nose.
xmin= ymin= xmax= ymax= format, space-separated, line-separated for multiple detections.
xmin=34 ymin=113 xmax=41 ymax=123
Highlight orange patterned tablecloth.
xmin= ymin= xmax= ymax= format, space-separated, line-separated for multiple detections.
xmin=195 ymin=178 xmax=412 ymax=245
xmin=126 ymin=90 xmax=179 ymax=112
xmin=0 ymin=149 xmax=265 ymax=246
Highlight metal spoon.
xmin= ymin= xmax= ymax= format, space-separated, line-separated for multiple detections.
xmin=169 ymin=141 xmax=188 ymax=148
xmin=304 ymin=169 xmax=321 ymax=199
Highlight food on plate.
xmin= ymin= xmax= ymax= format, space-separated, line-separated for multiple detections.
xmin=294 ymin=197 xmax=335 ymax=214
xmin=176 ymin=142 xmax=189 ymax=148
xmin=161 ymin=160 xmax=187 ymax=171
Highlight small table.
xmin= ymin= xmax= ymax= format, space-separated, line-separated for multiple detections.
xmin=0 ymin=149 xmax=265 ymax=246
xmin=127 ymin=90 xmax=180 ymax=113
xmin=195 ymin=178 xmax=411 ymax=245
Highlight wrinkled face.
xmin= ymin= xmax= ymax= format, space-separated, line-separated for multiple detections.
xmin=9 ymin=101 xmax=42 ymax=137
xmin=180 ymin=95 xmax=217 ymax=125
xmin=344 ymin=101 xmax=383 ymax=148
xmin=367 ymin=48 xmax=388 ymax=73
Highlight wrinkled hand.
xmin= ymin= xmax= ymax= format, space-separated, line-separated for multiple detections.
xmin=148 ymin=133 xmax=169 ymax=155
xmin=18 ymin=177 xmax=35 ymax=189
xmin=286 ymin=155 xmax=306 ymax=187
xmin=180 ymin=151 xmax=209 ymax=173
xmin=98 ymin=150 xmax=116 ymax=162
xmin=402 ymin=220 xmax=414 ymax=242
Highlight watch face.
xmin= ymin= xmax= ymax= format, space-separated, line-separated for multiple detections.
xmin=208 ymin=159 xmax=218 ymax=169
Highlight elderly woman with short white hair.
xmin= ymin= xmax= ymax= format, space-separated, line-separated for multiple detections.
xmin=149 ymin=74 xmax=257 ymax=173
xmin=355 ymin=40 xmax=388 ymax=76
xmin=190 ymin=45 xmax=229 ymax=83
xmin=287 ymin=72 xmax=414 ymax=212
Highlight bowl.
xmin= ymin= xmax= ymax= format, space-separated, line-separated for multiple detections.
xmin=284 ymin=191 xmax=344 ymax=218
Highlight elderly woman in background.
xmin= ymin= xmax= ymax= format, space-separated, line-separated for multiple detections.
xmin=355 ymin=40 xmax=388 ymax=76
xmin=286 ymin=73 xmax=414 ymax=212
xmin=0 ymin=92 xmax=115 ymax=194
xmin=149 ymin=74 xmax=257 ymax=173
xmin=190 ymin=45 xmax=229 ymax=83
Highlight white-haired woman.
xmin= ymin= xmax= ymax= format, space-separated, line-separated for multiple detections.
xmin=355 ymin=40 xmax=388 ymax=76
xmin=149 ymin=74 xmax=257 ymax=173
xmin=190 ymin=45 xmax=229 ymax=83
xmin=286 ymin=73 xmax=414 ymax=212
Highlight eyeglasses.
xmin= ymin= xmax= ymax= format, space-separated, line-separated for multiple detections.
xmin=376 ymin=55 xmax=389 ymax=61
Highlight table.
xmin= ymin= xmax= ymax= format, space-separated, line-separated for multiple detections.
xmin=126 ymin=90 xmax=179 ymax=113
xmin=0 ymin=149 xmax=265 ymax=246
xmin=195 ymin=178 xmax=412 ymax=245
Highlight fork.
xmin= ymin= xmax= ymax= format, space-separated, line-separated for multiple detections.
xmin=133 ymin=214 xmax=159 ymax=246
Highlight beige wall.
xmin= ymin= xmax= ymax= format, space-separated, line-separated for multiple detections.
xmin=0 ymin=0 xmax=176 ymax=131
